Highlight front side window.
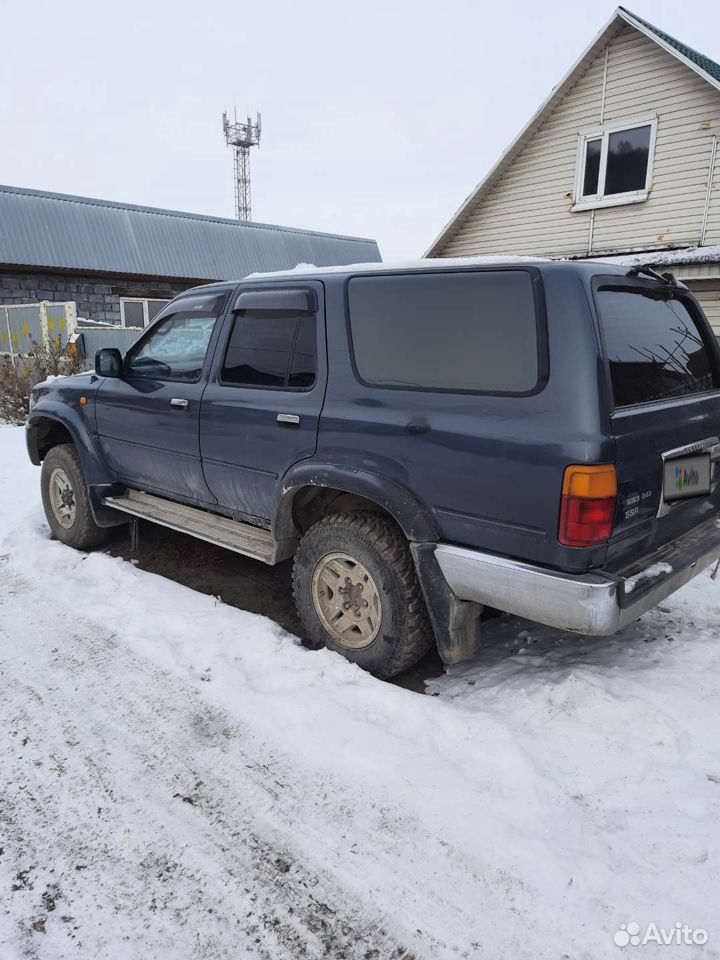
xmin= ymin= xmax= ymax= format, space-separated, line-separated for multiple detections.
xmin=596 ymin=286 xmax=716 ymax=407
xmin=125 ymin=311 xmax=217 ymax=381
xmin=575 ymin=119 xmax=655 ymax=210
xmin=347 ymin=270 xmax=540 ymax=394
xmin=221 ymin=311 xmax=317 ymax=389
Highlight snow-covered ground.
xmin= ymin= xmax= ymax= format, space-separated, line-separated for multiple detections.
xmin=1 ymin=424 xmax=720 ymax=960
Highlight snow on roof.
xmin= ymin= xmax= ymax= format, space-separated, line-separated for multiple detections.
xmin=247 ymin=254 xmax=549 ymax=280
xmin=590 ymin=245 xmax=720 ymax=267
xmin=239 ymin=247 xmax=720 ymax=283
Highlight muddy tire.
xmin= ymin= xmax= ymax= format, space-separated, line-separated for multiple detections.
xmin=40 ymin=444 xmax=110 ymax=550
xmin=292 ymin=512 xmax=434 ymax=678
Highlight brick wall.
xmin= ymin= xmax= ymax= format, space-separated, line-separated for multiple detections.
xmin=0 ymin=270 xmax=197 ymax=324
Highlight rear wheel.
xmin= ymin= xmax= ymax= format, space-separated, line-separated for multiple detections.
xmin=292 ymin=512 xmax=433 ymax=678
xmin=40 ymin=444 xmax=110 ymax=550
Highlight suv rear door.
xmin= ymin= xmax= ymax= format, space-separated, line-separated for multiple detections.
xmin=593 ymin=275 xmax=720 ymax=567
xmin=199 ymin=282 xmax=327 ymax=522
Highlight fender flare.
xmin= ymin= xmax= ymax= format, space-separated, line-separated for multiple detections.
xmin=274 ymin=462 xmax=440 ymax=543
xmin=27 ymin=404 xmax=126 ymax=527
xmin=27 ymin=402 xmax=114 ymax=487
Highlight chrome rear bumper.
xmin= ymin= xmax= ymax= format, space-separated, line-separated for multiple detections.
xmin=435 ymin=516 xmax=720 ymax=635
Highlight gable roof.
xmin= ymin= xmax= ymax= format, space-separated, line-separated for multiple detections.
xmin=0 ymin=184 xmax=381 ymax=281
xmin=425 ymin=7 xmax=720 ymax=257
xmin=626 ymin=8 xmax=720 ymax=86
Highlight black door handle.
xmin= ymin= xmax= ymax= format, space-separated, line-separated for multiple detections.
xmin=406 ymin=418 xmax=430 ymax=435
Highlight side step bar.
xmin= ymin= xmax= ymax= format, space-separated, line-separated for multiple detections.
xmin=103 ymin=490 xmax=278 ymax=564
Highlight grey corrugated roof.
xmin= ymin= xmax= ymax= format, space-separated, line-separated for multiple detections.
xmin=0 ymin=184 xmax=381 ymax=280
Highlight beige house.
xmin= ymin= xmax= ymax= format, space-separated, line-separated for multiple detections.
xmin=427 ymin=7 xmax=720 ymax=331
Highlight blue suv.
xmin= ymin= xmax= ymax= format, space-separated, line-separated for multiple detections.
xmin=27 ymin=261 xmax=720 ymax=677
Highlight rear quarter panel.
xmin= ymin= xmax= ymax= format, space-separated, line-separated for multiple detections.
xmin=317 ymin=265 xmax=614 ymax=573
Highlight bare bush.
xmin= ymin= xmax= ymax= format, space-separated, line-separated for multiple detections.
xmin=0 ymin=339 xmax=82 ymax=425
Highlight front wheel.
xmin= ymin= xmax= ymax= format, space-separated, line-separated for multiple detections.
xmin=292 ymin=512 xmax=433 ymax=678
xmin=40 ymin=444 xmax=111 ymax=550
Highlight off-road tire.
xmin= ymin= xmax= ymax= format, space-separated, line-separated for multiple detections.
xmin=40 ymin=444 xmax=111 ymax=550
xmin=292 ymin=512 xmax=434 ymax=678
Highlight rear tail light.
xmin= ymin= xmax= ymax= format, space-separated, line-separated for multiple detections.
xmin=559 ymin=464 xmax=617 ymax=547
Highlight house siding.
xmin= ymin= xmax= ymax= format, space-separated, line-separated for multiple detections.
xmin=690 ymin=284 xmax=720 ymax=335
xmin=437 ymin=24 xmax=720 ymax=259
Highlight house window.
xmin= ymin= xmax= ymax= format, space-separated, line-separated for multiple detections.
xmin=119 ymin=297 xmax=170 ymax=328
xmin=574 ymin=117 xmax=656 ymax=211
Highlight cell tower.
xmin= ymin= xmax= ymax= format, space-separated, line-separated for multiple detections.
xmin=222 ymin=110 xmax=262 ymax=221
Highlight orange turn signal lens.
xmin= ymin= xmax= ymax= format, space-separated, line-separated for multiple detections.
xmin=561 ymin=464 xmax=617 ymax=499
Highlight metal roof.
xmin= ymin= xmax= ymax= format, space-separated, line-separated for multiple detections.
xmin=0 ymin=184 xmax=381 ymax=281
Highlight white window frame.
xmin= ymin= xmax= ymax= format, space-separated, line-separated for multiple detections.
xmin=119 ymin=297 xmax=170 ymax=328
xmin=572 ymin=115 xmax=657 ymax=212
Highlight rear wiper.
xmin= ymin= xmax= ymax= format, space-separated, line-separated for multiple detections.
xmin=626 ymin=264 xmax=678 ymax=286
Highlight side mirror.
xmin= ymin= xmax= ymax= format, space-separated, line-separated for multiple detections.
xmin=95 ymin=348 xmax=123 ymax=378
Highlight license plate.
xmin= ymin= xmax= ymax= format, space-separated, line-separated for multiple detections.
xmin=663 ymin=454 xmax=711 ymax=502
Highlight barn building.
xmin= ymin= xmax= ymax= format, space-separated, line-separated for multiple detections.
xmin=0 ymin=184 xmax=381 ymax=328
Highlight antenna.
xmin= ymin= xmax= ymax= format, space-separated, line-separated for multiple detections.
xmin=222 ymin=110 xmax=262 ymax=221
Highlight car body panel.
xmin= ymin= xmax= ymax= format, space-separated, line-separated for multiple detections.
xmin=92 ymin=286 xmax=234 ymax=505
xmin=200 ymin=280 xmax=328 ymax=521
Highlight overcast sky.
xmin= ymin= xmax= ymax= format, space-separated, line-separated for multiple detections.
xmin=2 ymin=0 xmax=720 ymax=260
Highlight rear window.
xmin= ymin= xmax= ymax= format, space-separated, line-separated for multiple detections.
xmin=347 ymin=270 xmax=540 ymax=393
xmin=596 ymin=287 xmax=716 ymax=407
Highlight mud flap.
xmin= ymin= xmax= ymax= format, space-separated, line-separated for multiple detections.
xmin=88 ymin=484 xmax=131 ymax=528
xmin=410 ymin=542 xmax=483 ymax=665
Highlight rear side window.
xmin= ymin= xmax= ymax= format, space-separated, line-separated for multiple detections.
xmin=221 ymin=310 xmax=316 ymax=389
xmin=596 ymin=288 xmax=715 ymax=407
xmin=347 ymin=271 xmax=540 ymax=393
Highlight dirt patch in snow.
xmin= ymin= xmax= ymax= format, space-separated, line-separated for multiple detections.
xmin=104 ymin=522 xmax=444 ymax=693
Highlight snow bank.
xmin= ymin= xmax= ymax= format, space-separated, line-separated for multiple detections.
xmin=1 ymin=425 xmax=719 ymax=959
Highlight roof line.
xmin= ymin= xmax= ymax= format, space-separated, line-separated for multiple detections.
xmin=423 ymin=8 xmax=622 ymax=256
xmin=617 ymin=7 xmax=720 ymax=94
xmin=424 ymin=6 xmax=720 ymax=257
xmin=0 ymin=183 xmax=377 ymax=246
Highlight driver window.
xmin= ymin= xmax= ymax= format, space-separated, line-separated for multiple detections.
xmin=125 ymin=312 xmax=217 ymax=381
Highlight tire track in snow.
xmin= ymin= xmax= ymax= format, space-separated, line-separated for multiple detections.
xmin=0 ymin=569 xmax=430 ymax=960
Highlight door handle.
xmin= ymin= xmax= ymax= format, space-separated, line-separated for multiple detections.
xmin=277 ymin=413 xmax=300 ymax=425
xmin=170 ymin=398 xmax=189 ymax=409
